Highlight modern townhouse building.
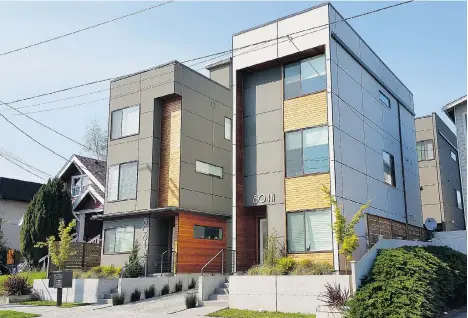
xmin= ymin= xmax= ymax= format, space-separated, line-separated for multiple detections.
xmin=416 ymin=113 xmax=465 ymax=231
xmin=95 ymin=61 xmax=233 ymax=274
xmin=443 ymin=96 xmax=467 ymax=226
xmin=230 ymin=3 xmax=423 ymax=272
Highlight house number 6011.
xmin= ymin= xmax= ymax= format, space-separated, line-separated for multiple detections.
xmin=253 ymin=193 xmax=275 ymax=204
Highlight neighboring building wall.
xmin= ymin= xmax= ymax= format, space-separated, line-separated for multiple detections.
xmin=454 ymin=103 xmax=467 ymax=221
xmin=0 ymin=199 xmax=27 ymax=250
xmin=209 ymin=62 xmax=232 ymax=89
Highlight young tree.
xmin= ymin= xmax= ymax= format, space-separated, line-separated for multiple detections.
xmin=20 ymin=178 xmax=73 ymax=267
xmin=323 ymin=186 xmax=370 ymax=271
xmin=82 ymin=119 xmax=108 ymax=161
xmin=35 ymin=219 xmax=77 ymax=270
xmin=123 ymin=240 xmax=144 ymax=278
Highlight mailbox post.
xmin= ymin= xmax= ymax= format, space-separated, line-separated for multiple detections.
xmin=48 ymin=271 xmax=72 ymax=306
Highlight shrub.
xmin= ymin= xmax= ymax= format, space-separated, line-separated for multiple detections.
xmin=74 ymin=266 xmax=122 ymax=279
xmin=174 ymin=280 xmax=183 ymax=293
xmin=144 ymin=285 xmax=156 ymax=299
xmin=247 ymin=265 xmax=282 ymax=276
xmin=130 ymin=288 xmax=141 ymax=302
xmin=188 ymin=278 xmax=196 ymax=289
xmin=112 ymin=293 xmax=124 ymax=306
xmin=276 ymin=257 xmax=297 ymax=275
xmin=161 ymin=284 xmax=169 ymax=295
xmin=290 ymin=260 xmax=333 ymax=275
xmin=318 ymin=283 xmax=349 ymax=312
xmin=123 ymin=241 xmax=144 ymax=278
xmin=346 ymin=246 xmax=467 ymax=318
xmin=185 ymin=293 xmax=197 ymax=309
xmin=3 ymin=275 xmax=32 ymax=296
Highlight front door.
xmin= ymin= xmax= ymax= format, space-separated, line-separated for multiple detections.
xmin=259 ymin=218 xmax=268 ymax=265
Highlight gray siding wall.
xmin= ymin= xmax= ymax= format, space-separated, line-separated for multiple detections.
xmin=105 ymin=64 xmax=175 ymax=215
xmin=209 ymin=63 xmax=232 ymax=89
xmin=454 ymin=103 xmax=467 ymax=222
xmin=242 ymin=67 xmax=286 ymax=240
xmin=175 ymin=64 xmax=232 ymax=216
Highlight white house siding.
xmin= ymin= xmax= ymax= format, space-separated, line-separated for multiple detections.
xmin=454 ymin=105 xmax=467 ymax=223
xmin=0 ymin=199 xmax=27 ymax=250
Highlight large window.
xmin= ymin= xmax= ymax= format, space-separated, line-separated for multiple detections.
xmin=456 ymin=189 xmax=463 ymax=210
xmin=71 ymin=175 xmax=89 ymax=197
xmin=111 ymin=105 xmax=140 ymax=139
xmin=379 ymin=91 xmax=391 ymax=108
xmin=224 ymin=117 xmax=232 ymax=140
xmin=195 ymin=161 xmax=223 ymax=178
xmin=287 ymin=210 xmax=332 ymax=253
xmin=284 ymin=55 xmax=326 ymax=100
xmin=416 ymin=140 xmax=434 ymax=161
xmin=107 ymin=161 xmax=138 ymax=201
xmin=285 ymin=126 xmax=329 ymax=177
xmin=193 ymin=225 xmax=223 ymax=240
xmin=103 ymin=226 xmax=134 ymax=254
xmin=383 ymin=151 xmax=396 ymax=187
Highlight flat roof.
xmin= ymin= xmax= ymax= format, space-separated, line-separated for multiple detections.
xmin=206 ymin=58 xmax=231 ymax=70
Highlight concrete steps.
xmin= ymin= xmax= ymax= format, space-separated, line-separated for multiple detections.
xmin=208 ymin=277 xmax=229 ymax=301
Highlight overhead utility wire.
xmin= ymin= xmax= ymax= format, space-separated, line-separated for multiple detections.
xmin=0 ymin=1 xmax=174 ymax=57
xmin=4 ymin=0 xmax=414 ymax=106
xmin=0 ymin=147 xmax=52 ymax=178
xmin=0 ymin=151 xmax=48 ymax=181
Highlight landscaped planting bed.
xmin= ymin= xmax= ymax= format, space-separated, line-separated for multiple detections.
xmin=208 ymin=308 xmax=316 ymax=318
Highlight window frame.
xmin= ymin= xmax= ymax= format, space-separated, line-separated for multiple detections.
xmin=224 ymin=117 xmax=232 ymax=141
xmin=193 ymin=225 xmax=223 ymax=240
xmin=284 ymin=125 xmax=330 ymax=178
xmin=284 ymin=55 xmax=327 ymax=100
xmin=383 ymin=151 xmax=396 ymax=187
xmin=195 ymin=160 xmax=223 ymax=179
xmin=71 ymin=175 xmax=89 ymax=197
xmin=103 ymin=225 xmax=135 ymax=255
xmin=286 ymin=209 xmax=333 ymax=254
xmin=110 ymin=105 xmax=140 ymax=140
xmin=416 ymin=140 xmax=434 ymax=161
xmin=106 ymin=161 xmax=139 ymax=202
xmin=379 ymin=91 xmax=391 ymax=108
xmin=451 ymin=150 xmax=457 ymax=162
xmin=456 ymin=189 xmax=463 ymax=210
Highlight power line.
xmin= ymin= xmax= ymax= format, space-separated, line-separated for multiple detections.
xmin=0 ymin=151 xmax=48 ymax=181
xmin=3 ymin=0 xmax=414 ymax=106
xmin=0 ymin=1 xmax=174 ymax=57
xmin=0 ymin=147 xmax=52 ymax=178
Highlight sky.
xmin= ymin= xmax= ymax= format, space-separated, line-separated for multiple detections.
xmin=0 ymin=1 xmax=466 ymax=184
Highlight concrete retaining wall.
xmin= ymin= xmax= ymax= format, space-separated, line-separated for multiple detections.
xmin=33 ymin=279 xmax=118 ymax=303
xmin=198 ymin=275 xmax=226 ymax=305
xmin=229 ymin=275 xmax=351 ymax=314
xmin=118 ymin=274 xmax=200 ymax=303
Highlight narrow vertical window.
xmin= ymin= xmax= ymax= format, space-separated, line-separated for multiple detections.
xmin=224 ymin=117 xmax=232 ymax=140
xmin=416 ymin=140 xmax=434 ymax=161
xmin=456 ymin=190 xmax=463 ymax=210
xmin=383 ymin=151 xmax=396 ymax=187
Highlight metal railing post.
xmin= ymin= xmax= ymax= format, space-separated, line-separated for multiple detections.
xmin=161 ymin=250 xmax=167 ymax=276
xmin=221 ymin=249 xmax=224 ymax=275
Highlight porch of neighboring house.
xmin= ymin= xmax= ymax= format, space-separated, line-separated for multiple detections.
xmin=73 ymin=189 xmax=103 ymax=243
xmin=95 ymin=208 xmax=232 ymax=276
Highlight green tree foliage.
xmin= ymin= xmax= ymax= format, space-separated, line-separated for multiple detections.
xmin=20 ymin=178 xmax=73 ymax=267
xmin=123 ymin=240 xmax=144 ymax=277
xmin=35 ymin=219 xmax=76 ymax=270
xmin=346 ymin=246 xmax=467 ymax=318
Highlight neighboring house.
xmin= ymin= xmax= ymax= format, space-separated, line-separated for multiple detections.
xmin=56 ymin=155 xmax=106 ymax=243
xmin=94 ymin=61 xmax=232 ymax=274
xmin=231 ymin=3 xmax=423 ymax=272
xmin=0 ymin=177 xmax=42 ymax=250
xmin=442 ymin=96 xmax=467 ymax=226
xmin=416 ymin=113 xmax=465 ymax=231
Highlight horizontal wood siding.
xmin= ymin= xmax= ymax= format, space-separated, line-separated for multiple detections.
xmin=176 ymin=211 xmax=227 ymax=273
xmin=285 ymin=173 xmax=331 ymax=212
xmin=284 ymin=91 xmax=327 ymax=132
xmin=159 ymin=97 xmax=181 ymax=207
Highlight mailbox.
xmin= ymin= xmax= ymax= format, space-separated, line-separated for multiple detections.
xmin=48 ymin=271 xmax=73 ymax=289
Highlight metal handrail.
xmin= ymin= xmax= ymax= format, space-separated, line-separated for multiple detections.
xmin=87 ymin=235 xmax=101 ymax=244
xmin=160 ymin=250 xmax=167 ymax=275
xmin=201 ymin=248 xmax=225 ymax=276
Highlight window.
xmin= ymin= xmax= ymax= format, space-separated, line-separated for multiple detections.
xmin=224 ymin=117 xmax=232 ymax=140
xmin=379 ymin=91 xmax=391 ymax=108
xmin=451 ymin=151 xmax=457 ymax=161
xmin=107 ymin=161 xmax=138 ymax=201
xmin=287 ymin=210 xmax=332 ymax=253
xmin=284 ymin=55 xmax=326 ymax=100
xmin=193 ymin=225 xmax=223 ymax=240
xmin=111 ymin=105 xmax=140 ymax=139
xmin=456 ymin=189 xmax=463 ymax=210
xmin=71 ymin=175 xmax=89 ymax=197
xmin=103 ymin=226 xmax=134 ymax=254
xmin=195 ymin=161 xmax=223 ymax=178
xmin=285 ymin=126 xmax=329 ymax=177
xmin=416 ymin=140 xmax=434 ymax=161
xmin=383 ymin=151 xmax=396 ymax=187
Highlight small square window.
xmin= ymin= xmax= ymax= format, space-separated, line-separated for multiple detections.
xmin=383 ymin=151 xmax=396 ymax=187
xmin=451 ymin=151 xmax=457 ymax=161
xmin=379 ymin=91 xmax=391 ymax=108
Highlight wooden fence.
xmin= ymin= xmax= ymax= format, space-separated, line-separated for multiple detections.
xmin=49 ymin=242 xmax=101 ymax=271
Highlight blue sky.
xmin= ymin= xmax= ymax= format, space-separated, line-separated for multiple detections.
xmin=0 ymin=1 xmax=466 ymax=184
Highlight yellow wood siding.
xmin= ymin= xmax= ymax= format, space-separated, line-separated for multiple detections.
xmin=285 ymin=173 xmax=331 ymax=211
xmin=159 ymin=97 xmax=181 ymax=207
xmin=284 ymin=91 xmax=327 ymax=132
xmin=289 ymin=252 xmax=334 ymax=266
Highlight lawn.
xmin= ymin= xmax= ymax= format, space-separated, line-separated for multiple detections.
xmin=20 ymin=300 xmax=89 ymax=308
xmin=208 ymin=309 xmax=316 ymax=318
xmin=0 ymin=310 xmax=40 ymax=318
